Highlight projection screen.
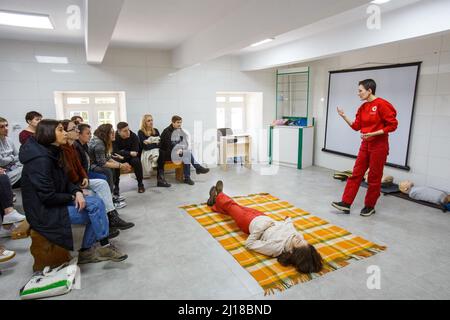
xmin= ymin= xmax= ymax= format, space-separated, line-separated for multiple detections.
xmin=322 ymin=62 xmax=421 ymax=170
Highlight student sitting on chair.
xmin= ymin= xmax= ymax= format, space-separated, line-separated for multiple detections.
xmin=19 ymin=111 xmax=42 ymax=145
xmin=113 ymin=122 xmax=145 ymax=194
xmin=159 ymin=115 xmax=209 ymax=186
xmin=20 ymin=119 xmax=128 ymax=264
xmin=138 ymin=114 xmax=161 ymax=178
xmin=0 ymin=117 xmax=22 ymax=188
xmin=206 ymin=180 xmax=323 ymax=274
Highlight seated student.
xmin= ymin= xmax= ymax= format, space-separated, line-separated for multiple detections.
xmin=0 ymin=168 xmax=25 ymax=225
xmin=19 ymin=111 xmax=42 ymax=145
xmin=159 ymin=115 xmax=209 ymax=186
xmin=71 ymin=115 xmax=83 ymax=126
xmin=61 ymin=120 xmax=134 ymax=232
xmin=88 ymin=124 xmax=132 ymax=202
xmin=19 ymin=119 xmax=127 ymax=264
xmin=0 ymin=117 xmax=22 ymax=187
xmin=206 ymin=181 xmax=323 ymax=274
xmin=113 ymin=122 xmax=145 ymax=193
xmin=138 ymin=114 xmax=161 ymax=179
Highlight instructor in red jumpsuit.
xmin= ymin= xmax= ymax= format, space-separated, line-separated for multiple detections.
xmin=332 ymin=79 xmax=398 ymax=217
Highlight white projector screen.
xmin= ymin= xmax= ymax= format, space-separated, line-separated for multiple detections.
xmin=323 ymin=62 xmax=421 ymax=170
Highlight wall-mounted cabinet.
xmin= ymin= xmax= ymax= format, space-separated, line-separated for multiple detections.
xmin=276 ymin=67 xmax=310 ymax=119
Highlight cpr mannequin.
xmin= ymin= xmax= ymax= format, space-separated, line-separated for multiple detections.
xmin=399 ymin=181 xmax=450 ymax=205
xmin=364 ymin=171 xmax=394 ymax=187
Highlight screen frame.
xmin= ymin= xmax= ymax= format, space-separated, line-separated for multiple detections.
xmin=321 ymin=61 xmax=422 ymax=171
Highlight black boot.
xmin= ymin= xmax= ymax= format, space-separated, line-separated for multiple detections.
xmin=157 ymin=169 xmax=171 ymax=187
xmin=108 ymin=227 xmax=120 ymax=239
xmin=184 ymin=177 xmax=195 ymax=185
xmin=195 ymin=166 xmax=210 ymax=174
xmin=108 ymin=210 xmax=135 ymax=230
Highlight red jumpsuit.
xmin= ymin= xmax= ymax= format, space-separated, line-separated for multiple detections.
xmin=212 ymin=193 xmax=265 ymax=234
xmin=342 ymin=97 xmax=398 ymax=208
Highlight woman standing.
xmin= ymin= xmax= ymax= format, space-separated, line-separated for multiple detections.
xmin=332 ymin=79 xmax=398 ymax=217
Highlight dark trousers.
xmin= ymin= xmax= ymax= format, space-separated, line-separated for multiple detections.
xmin=114 ymin=156 xmax=144 ymax=188
xmin=0 ymin=174 xmax=14 ymax=220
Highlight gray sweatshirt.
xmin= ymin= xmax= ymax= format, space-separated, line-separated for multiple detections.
xmin=410 ymin=186 xmax=448 ymax=205
xmin=0 ymin=136 xmax=22 ymax=185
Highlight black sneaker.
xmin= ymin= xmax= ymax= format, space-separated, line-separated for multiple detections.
xmin=331 ymin=201 xmax=351 ymax=213
xmin=108 ymin=210 xmax=135 ymax=230
xmin=360 ymin=207 xmax=376 ymax=217
xmin=195 ymin=166 xmax=210 ymax=174
xmin=184 ymin=177 xmax=195 ymax=185
xmin=157 ymin=179 xmax=171 ymax=187
xmin=108 ymin=228 xmax=120 ymax=239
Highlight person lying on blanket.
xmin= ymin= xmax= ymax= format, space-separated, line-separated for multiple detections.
xmin=207 ymin=181 xmax=323 ymax=274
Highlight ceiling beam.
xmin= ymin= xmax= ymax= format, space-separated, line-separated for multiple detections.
xmin=85 ymin=0 xmax=124 ymax=64
xmin=171 ymin=0 xmax=369 ymax=69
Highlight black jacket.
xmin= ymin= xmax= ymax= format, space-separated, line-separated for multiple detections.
xmin=137 ymin=129 xmax=160 ymax=151
xmin=74 ymin=140 xmax=89 ymax=173
xmin=19 ymin=137 xmax=81 ymax=250
xmin=113 ymin=131 xmax=140 ymax=159
xmin=160 ymin=125 xmax=189 ymax=153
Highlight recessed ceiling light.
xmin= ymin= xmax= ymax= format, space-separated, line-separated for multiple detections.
xmin=250 ymin=38 xmax=274 ymax=47
xmin=35 ymin=56 xmax=69 ymax=64
xmin=51 ymin=69 xmax=75 ymax=73
xmin=370 ymin=0 xmax=391 ymax=4
xmin=0 ymin=10 xmax=53 ymax=29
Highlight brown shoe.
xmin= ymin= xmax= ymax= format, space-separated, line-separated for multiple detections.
xmin=78 ymin=247 xmax=101 ymax=264
xmin=215 ymin=180 xmax=223 ymax=193
xmin=138 ymin=185 xmax=145 ymax=193
xmin=207 ymin=186 xmax=217 ymax=206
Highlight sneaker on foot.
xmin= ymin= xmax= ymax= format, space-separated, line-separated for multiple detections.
xmin=96 ymin=244 xmax=128 ymax=262
xmin=215 ymin=180 xmax=223 ymax=193
xmin=157 ymin=179 xmax=171 ymax=187
xmin=0 ymin=246 xmax=15 ymax=263
xmin=360 ymin=207 xmax=376 ymax=217
xmin=113 ymin=194 xmax=126 ymax=202
xmin=331 ymin=201 xmax=351 ymax=213
xmin=113 ymin=200 xmax=127 ymax=210
xmin=2 ymin=210 xmax=26 ymax=225
xmin=138 ymin=185 xmax=145 ymax=193
xmin=195 ymin=166 xmax=210 ymax=174
xmin=184 ymin=177 xmax=195 ymax=185
xmin=78 ymin=248 xmax=100 ymax=264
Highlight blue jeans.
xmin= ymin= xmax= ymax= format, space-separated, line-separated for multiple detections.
xmin=67 ymin=196 xmax=109 ymax=249
xmin=88 ymin=171 xmax=107 ymax=181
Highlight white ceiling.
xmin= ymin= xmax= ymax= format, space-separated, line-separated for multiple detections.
xmin=0 ymin=0 xmax=448 ymax=68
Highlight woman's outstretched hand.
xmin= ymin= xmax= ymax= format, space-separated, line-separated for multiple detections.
xmin=337 ymin=107 xmax=345 ymax=117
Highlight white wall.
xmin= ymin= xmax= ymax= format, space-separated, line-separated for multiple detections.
xmin=0 ymin=39 xmax=276 ymax=164
xmin=294 ymin=32 xmax=450 ymax=191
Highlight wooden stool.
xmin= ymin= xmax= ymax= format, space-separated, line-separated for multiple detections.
xmin=164 ymin=161 xmax=184 ymax=182
xmin=30 ymin=230 xmax=71 ymax=272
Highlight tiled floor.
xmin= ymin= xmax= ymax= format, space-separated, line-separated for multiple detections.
xmin=1 ymin=165 xmax=449 ymax=299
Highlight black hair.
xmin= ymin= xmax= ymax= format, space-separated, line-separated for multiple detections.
xmin=358 ymin=79 xmax=377 ymax=95
xmin=277 ymin=244 xmax=323 ymax=274
xmin=25 ymin=111 xmax=42 ymax=123
xmin=78 ymin=123 xmax=91 ymax=134
xmin=35 ymin=119 xmax=62 ymax=146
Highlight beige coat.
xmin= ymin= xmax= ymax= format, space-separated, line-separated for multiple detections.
xmin=245 ymin=216 xmax=303 ymax=257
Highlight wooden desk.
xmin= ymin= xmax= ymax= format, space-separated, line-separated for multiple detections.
xmin=219 ymin=134 xmax=252 ymax=170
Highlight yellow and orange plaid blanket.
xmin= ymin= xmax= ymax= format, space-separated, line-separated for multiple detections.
xmin=180 ymin=193 xmax=386 ymax=295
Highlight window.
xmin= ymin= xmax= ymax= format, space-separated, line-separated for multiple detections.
xmin=216 ymin=107 xmax=225 ymax=128
xmin=229 ymin=96 xmax=244 ymax=102
xmin=95 ymin=97 xmax=116 ymax=104
xmin=231 ymin=107 xmax=243 ymax=130
xmin=98 ymin=111 xmax=115 ymax=125
xmin=67 ymin=97 xmax=89 ymax=104
xmin=216 ymin=96 xmax=226 ymax=103
xmin=69 ymin=111 xmax=89 ymax=124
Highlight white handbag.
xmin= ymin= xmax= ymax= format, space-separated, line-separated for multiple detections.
xmin=19 ymin=258 xmax=80 ymax=300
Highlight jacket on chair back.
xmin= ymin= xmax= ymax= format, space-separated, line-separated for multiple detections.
xmin=19 ymin=137 xmax=81 ymax=250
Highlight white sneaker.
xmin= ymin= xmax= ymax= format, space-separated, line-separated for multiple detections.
xmin=0 ymin=225 xmax=12 ymax=238
xmin=114 ymin=201 xmax=127 ymax=210
xmin=0 ymin=246 xmax=16 ymax=263
xmin=2 ymin=210 xmax=26 ymax=225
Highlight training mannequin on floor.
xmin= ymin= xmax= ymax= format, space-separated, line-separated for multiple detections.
xmin=399 ymin=181 xmax=450 ymax=206
xmin=206 ymin=181 xmax=323 ymax=274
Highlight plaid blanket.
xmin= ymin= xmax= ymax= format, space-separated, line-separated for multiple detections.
xmin=180 ymin=193 xmax=386 ymax=295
